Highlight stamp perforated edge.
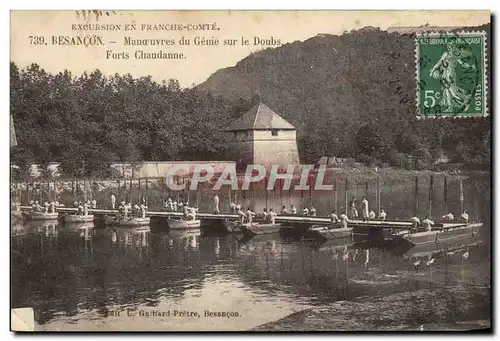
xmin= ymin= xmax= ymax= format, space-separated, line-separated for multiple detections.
xmin=415 ymin=30 xmax=488 ymax=119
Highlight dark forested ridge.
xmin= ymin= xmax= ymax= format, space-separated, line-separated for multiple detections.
xmin=10 ymin=24 xmax=491 ymax=179
xmin=196 ymin=24 xmax=491 ymax=167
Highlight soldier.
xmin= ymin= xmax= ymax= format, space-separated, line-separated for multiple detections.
xmin=441 ymin=212 xmax=454 ymax=220
xmin=262 ymin=208 xmax=268 ymax=222
xmin=281 ymin=205 xmax=289 ymax=215
xmin=339 ymin=211 xmax=350 ymax=229
xmin=237 ymin=207 xmax=246 ymax=223
xmin=361 ymin=197 xmax=369 ymax=221
xmin=349 ymin=197 xmax=358 ymax=219
xmin=213 ymin=193 xmax=220 ymax=214
xmin=461 ymin=210 xmax=469 ymax=222
xmin=330 ymin=210 xmax=339 ymax=224
xmin=422 ymin=216 xmax=435 ymax=232
xmin=268 ymin=208 xmax=277 ymax=225
xmin=246 ymin=208 xmax=255 ymax=223
xmin=110 ymin=193 xmax=116 ymax=210
xmin=409 ymin=216 xmax=421 ymax=230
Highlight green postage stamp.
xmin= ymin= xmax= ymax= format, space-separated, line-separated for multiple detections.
xmin=416 ymin=31 xmax=487 ymax=118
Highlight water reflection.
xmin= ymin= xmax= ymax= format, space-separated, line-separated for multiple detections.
xmin=11 ymin=173 xmax=490 ymax=330
xmin=106 ymin=226 xmax=150 ymax=247
xmin=11 ymin=222 xmax=25 ymax=237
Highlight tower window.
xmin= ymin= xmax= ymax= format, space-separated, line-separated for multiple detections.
xmin=271 ymin=129 xmax=279 ymax=136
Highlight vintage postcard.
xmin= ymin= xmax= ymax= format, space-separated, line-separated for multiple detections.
xmin=10 ymin=10 xmax=491 ymax=332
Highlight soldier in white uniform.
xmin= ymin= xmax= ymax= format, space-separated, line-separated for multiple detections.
xmin=330 ymin=210 xmax=339 ymax=224
xmin=110 ymin=193 xmax=116 ymax=209
xmin=422 ymin=216 xmax=435 ymax=231
xmin=246 ymin=208 xmax=255 ymax=223
xmin=213 ymin=194 xmax=220 ymax=214
xmin=268 ymin=209 xmax=277 ymax=225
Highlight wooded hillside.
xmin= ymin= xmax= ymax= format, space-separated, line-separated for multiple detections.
xmin=10 ymin=24 xmax=491 ymax=180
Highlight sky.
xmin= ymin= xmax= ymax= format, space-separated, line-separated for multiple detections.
xmin=10 ymin=10 xmax=490 ymax=87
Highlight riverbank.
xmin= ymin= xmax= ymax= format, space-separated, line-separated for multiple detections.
xmin=251 ymin=285 xmax=491 ymax=331
xmin=329 ymin=166 xmax=489 ymax=185
xmin=10 ymin=166 xmax=490 ymax=213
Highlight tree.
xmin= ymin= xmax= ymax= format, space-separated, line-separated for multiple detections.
xmin=355 ymin=124 xmax=391 ymax=160
xmin=10 ymin=23 xmax=491 ymax=174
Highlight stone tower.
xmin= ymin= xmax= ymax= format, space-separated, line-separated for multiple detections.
xmin=226 ymin=103 xmax=300 ymax=171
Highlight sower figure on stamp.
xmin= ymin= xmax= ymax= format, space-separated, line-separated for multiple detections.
xmin=429 ymin=43 xmax=476 ymax=113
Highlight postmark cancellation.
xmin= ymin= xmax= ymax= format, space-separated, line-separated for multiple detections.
xmin=416 ymin=31 xmax=488 ymax=119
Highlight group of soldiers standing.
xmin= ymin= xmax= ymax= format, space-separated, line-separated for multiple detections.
xmin=72 ymin=199 xmax=97 ymax=215
xmin=110 ymin=193 xmax=148 ymax=218
xmin=31 ymin=200 xmax=61 ymax=214
xmin=409 ymin=210 xmax=469 ymax=232
xmin=346 ymin=196 xmax=386 ymax=221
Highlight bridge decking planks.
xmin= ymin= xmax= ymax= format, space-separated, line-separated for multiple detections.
xmin=18 ymin=206 xmax=426 ymax=227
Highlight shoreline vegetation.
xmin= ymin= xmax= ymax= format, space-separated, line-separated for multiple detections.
xmin=10 ymin=164 xmax=488 ymax=184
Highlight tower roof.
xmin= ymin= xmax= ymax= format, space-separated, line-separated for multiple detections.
xmin=226 ymin=103 xmax=296 ymax=131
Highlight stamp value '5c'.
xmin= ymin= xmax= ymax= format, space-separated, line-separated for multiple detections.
xmin=416 ymin=31 xmax=487 ymax=118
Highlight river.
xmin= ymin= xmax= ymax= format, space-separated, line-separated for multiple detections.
xmin=10 ymin=174 xmax=491 ymax=331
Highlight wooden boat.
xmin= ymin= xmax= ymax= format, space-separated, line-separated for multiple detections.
xmin=29 ymin=211 xmax=59 ymax=221
xmin=241 ymin=223 xmax=282 ymax=236
xmin=393 ymin=222 xmax=483 ymax=248
xmin=222 ymin=220 xmax=244 ymax=233
xmin=119 ymin=216 xmax=151 ymax=227
xmin=103 ymin=215 xmax=120 ymax=226
xmin=168 ymin=219 xmax=201 ymax=230
xmin=64 ymin=214 xmax=94 ymax=223
xmin=303 ymin=225 xmax=353 ymax=242
xmin=350 ymin=219 xmax=427 ymax=243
